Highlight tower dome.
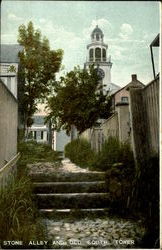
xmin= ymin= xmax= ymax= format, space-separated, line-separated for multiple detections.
xmin=91 ymin=25 xmax=104 ymax=42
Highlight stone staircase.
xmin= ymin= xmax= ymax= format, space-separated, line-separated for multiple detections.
xmin=31 ymin=171 xmax=110 ymax=218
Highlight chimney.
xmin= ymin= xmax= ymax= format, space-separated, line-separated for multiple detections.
xmin=132 ymin=74 xmax=137 ymax=81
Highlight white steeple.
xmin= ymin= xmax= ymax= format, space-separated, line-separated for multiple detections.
xmin=85 ymin=25 xmax=112 ymax=90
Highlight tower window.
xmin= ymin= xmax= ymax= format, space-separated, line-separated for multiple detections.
xmin=96 ymin=34 xmax=99 ymax=41
xmin=34 ymin=131 xmax=37 ymax=140
xmin=89 ymin=49 xmax=93 ymax=61
xmin=103 ymin=49 xmax=106 ymax=62
xmin=41 ymin=131 xmax=44 ymax=140
xmin=95 ymin=48 xmax=101 ymax=62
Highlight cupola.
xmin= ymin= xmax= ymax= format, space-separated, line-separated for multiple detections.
xmin=91 ymin=25 xmax=104 ymax=42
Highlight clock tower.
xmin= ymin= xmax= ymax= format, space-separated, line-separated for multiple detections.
xmin=84 ymin=25 xmax=119 ymax=93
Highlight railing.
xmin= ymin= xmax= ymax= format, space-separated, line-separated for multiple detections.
xmin=0 ymin=153 xmax=20 ymax=189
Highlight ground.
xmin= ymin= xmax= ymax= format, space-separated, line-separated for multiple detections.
xmin=28 ymin=158 xmax=146 ymax=249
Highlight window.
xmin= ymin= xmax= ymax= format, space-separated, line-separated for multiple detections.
xmin=33 ymin=116 xmax=44 ymax=125
xmin=95 ymin=48 xmax=101 ymax=62
xmin=96 ymin=34 xmax=99 ymax=41
xmin=121 ymin=96 xmax=129 ymax=103
xmin=103 ymin=49 xmax=106 ymax=61
xmin=41 ymin=131 xmax=44 ymax=140
xmin=89 ymin=49 xmax=93 ymax=61
xmin=34 ymin=131 xmax=37 ymax=140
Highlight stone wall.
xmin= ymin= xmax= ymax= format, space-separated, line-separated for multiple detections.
xmin=0 ymin=80 xmax=18 ymax=169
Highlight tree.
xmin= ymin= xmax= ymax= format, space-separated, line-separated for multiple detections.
xmin=47 ymin=66 xmax=112 ymax=135
xmin=17 ymin=21 xmax=63 ymax=132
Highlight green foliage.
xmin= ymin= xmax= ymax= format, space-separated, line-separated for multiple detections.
xmin=94 ymin=137 xmax=135 ymax=171
xmin=18 ymin=21 xmax=63 ymax=129
xmin=47 ymin=65 xmax=112 ymax=134
xmin=0 ymin=176 xmax=45 ymax=244
xmin=65 ymin=136 xmax=134 ymax=173
xmin=17 ymin=141 xmax=62 ymax=174
xmin=65 ymin=138 xmax=96 ymax=169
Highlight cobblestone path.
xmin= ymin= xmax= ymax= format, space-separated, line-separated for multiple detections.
xmin=28 ymin=159 xmax=145 ymax=249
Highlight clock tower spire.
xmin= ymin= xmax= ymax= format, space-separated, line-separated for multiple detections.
xmin=85 ymin=25 xmax=113 ymax=91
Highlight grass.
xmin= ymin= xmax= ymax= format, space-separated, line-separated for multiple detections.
xmin=17 ymin=140 xmax=63 ymax=175
xmin=0 ymin=175 xmax=46 ymax=247
xmin=65 ymin=136 xmax=135 ymax=172
xmin=0 ymin=141 xmax=62 ymax=248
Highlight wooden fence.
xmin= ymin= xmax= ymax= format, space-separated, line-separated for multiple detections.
xmin=129 ymin=77 xmax=159 ymax=164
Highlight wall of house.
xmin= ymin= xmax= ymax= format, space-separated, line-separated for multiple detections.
xmin=0 ymin=63 xmax=18 ymax=98
xmin=0 ymin=81 xmax=18 ymax=169
xmin=129 ymin=77 xmax=159 ymax=165
xmin=116 ymin=103 xmax=131 ymax=143
xmin=114 ymin=88 xmax=130 ymax=105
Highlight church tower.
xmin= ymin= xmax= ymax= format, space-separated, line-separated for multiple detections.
xmin=85 ymin=25 xmax=119 ymax=93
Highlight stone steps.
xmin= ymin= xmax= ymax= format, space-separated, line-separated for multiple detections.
xmin=39 ymin=208 xmax=109 ymax=218
xmin=31 ymin=167 xmax=109 ymax=218
xmin=34 ymin=193 xmax=110 ymax=209
xmin=33 ymin=181 xmax=107 ymax=193
xmin=30 ymin=171 xmax=106 ymax=182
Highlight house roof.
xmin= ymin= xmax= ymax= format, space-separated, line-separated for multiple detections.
xmin=0 ymin=44 xmax=23 ymax=63
xmin=112 ymin=75 xmax=145 ymax=96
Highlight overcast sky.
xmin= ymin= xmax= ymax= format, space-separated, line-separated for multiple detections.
xmin=1 ymin=1 xmax=160 ymax=87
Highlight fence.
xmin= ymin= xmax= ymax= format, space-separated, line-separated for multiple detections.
xmin=0 ymin=80 xmax=18 ymax=188
xmin=81 ymin=77 xmax=159 ymax=158
xmin=129 ymin=77 xmax=159 ymax=164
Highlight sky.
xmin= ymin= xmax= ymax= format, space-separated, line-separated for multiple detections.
xmin=1 ymin=1 xmax=160 ymax=87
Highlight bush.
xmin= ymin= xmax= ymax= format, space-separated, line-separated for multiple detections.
xmin=65 ymin=138 xmax=96 ymax=169
xmin=93 ymin=136 xmax=135 ymax=172
xmin=0 ymin=176 xmax=45 ymax=246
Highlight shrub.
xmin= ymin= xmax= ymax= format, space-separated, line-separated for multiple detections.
xmin=65 ymin=138 xmax=96 ymax=169
xmin=93 ymin=136 xmax=135 ymax=172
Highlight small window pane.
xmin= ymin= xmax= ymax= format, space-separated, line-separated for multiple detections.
xmin=121 ymin=96 xmax=128 ymax=103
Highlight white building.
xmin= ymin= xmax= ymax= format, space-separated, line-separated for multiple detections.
xmin=28 ymin=104 xmax=51 ymax=144
xmin=29 ymin=103 xmax=71 ymax=152
xmin=0 ymin=44 xmax=22 ymax=98
xmin=84 ymin=25 xmax=120 ymax=94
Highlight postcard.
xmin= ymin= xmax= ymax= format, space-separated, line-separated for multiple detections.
xmin=0 ymin=1 xmax=160 ymax=249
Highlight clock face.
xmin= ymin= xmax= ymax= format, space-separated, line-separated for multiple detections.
xmin=95 ymin=68 xmax=105 ymax=80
